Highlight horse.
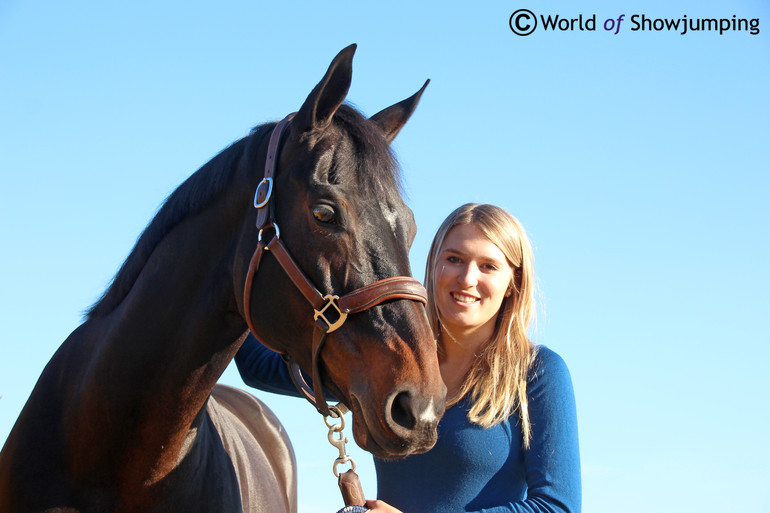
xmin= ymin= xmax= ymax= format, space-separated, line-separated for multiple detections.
xmin=0 ymin=44 xmax=447 ymax=513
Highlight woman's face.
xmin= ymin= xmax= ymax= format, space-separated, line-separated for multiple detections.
xmin=433 ymin=223 xmax=514 ymax=342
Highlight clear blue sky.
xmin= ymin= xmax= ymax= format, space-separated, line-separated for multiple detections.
xmin=1 ymin=1 xmax=768 ymax=512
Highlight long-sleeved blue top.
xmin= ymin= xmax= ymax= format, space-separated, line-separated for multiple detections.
xmin=234 ymin=335 xmax=581 ymax=513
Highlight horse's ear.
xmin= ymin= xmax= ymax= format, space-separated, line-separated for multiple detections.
xmin=369 ymin=79 xmax=429 ymax=144
xmin=293 ymin=44 xmax=356 ymax=136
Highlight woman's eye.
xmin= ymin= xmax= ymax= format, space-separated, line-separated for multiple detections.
xmin=312 ymin=204 xmax=337 ymax=224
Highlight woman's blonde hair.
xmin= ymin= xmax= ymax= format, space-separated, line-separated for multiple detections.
xmin=425 ymin=203 xmax=537 ymax=447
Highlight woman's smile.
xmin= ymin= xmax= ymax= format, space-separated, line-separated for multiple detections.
xmin=450 ymin=291 xmax=480 ymax=304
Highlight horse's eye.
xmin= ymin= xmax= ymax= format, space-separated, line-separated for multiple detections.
xmin=312 ymin=204 xmax=337 ymax=224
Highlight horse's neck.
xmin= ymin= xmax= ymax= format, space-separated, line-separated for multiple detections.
xmin=68 ymin=189 xmax=250 ymax=488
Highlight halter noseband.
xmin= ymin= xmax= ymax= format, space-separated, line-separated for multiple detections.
xmin=242 ymin=114 xmax=428 ymax=417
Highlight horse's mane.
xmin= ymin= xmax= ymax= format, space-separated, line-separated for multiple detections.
xmin=87 ymin=104 xmax=402 ymax=319
xmin=86 ymin=124 xmax=274 ymax=319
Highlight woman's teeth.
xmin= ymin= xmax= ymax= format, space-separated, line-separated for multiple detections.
xmin=452 ymin=293 xmax=477 ymax=303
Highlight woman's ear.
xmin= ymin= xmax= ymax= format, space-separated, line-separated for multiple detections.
xmin=507 ymin=271 xmax=520 ymax=297
xmin=509 ymin=267 xmax=523 ymax=298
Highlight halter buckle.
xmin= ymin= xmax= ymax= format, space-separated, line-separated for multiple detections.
xmin=314 ymin=295 xmax=348 ymax=333
xmin=253 ymin=177 xmax=273 ymax=209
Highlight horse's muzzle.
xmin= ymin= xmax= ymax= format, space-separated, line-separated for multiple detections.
xmin=348 ymin=381 xmax=445 ymax=459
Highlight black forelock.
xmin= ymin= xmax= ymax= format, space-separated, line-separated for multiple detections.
xmin=332 ymin=104 xmax=403 ymax=196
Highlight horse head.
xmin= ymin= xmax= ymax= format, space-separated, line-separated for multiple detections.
xmin=237 ymin=45 xmax=446 ymax=459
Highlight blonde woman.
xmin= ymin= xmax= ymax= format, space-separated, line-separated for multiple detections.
xmin=367 ymin=204 xmax=580 ymax=513
xmin=236 ymin=203 xmax=581 ymax=512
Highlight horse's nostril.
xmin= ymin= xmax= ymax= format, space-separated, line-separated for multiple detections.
xmin=390 ymin=390 xmax=417 ymax=431
xmin=382 ymin=388 xmax=441 ymax=454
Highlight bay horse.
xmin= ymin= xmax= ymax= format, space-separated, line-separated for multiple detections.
xmin=0 ymin=44 xmax=446 ymax=512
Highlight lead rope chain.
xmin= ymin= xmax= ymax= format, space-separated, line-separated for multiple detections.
xmin=325 ymin=405 xmax=356 ymax=477
xmin=325 ymin=405 xmax=367 ymax=511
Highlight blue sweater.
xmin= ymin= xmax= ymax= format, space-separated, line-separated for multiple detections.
xmin=235 ymin=336 xmax=581 ymax=513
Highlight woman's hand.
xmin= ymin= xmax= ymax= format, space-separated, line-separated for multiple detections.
xmin=365 ymin=499 xmax=404 ymax=512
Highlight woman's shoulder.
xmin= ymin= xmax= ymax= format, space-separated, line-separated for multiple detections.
xmin=528 ymin=345 xmax=574 ymax=390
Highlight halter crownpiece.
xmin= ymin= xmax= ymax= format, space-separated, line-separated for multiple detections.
xmin=242 ymin=114 xmax=428 ymax=417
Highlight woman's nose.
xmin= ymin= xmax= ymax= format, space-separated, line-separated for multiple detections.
xmin=457 ymin=263 xmax=479 ymax=287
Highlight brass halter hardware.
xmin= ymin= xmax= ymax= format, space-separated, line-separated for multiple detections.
xmin=314 ymin=295 xmax=348 ymax=333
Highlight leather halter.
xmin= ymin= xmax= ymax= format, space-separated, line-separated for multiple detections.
xmin=242 ymin=114 xmax=428 ymax=417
